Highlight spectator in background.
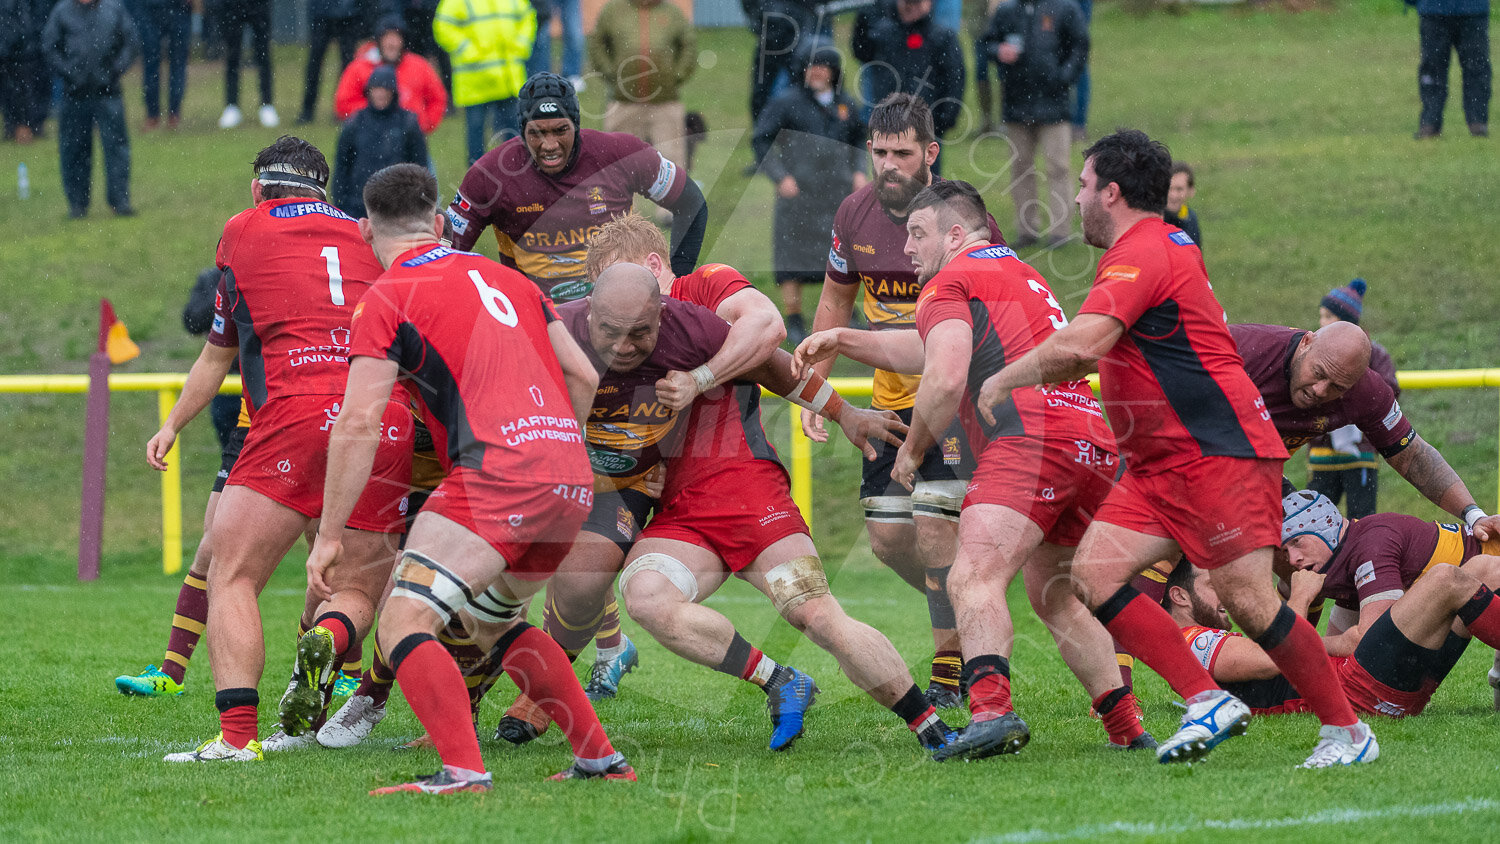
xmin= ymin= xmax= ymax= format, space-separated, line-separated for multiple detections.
xmin=216 ymin=0 xmax=277 ymax=128
xmin=1164 ymin=161 xmax=1201 ymax=246
xmin=1409 ymin=0 xmax=1490 ymax=138
xmin=389 ymin=0 xmax=452 ymax=98
xmin=333 ymin=15 xmax=447 ymax=133
xmin=1 ymin=0 xmax=55 ymax=143
xmin=1070 ymin=0 xmax=1090 ymax=141
xmin=1308 ymin=279 xmax=1398 ymax=519
xmin=331 ymin=65 xmax=428 ymax=218
xmin=588 ymin=0 xmax=697 ymax=171
xmin=968 ymin=0 xmax=1001 ymax=134
xmin=298 ymin=0 xmax=371 ymax=124
xmin=44 ymin=0 xmax=139 ymax=218
xmin=434 ymin=0 xmax=536 ymax=165
xmin=745 ymin=0 xmax=823 ymax=125
xmin=753 ymin=44 xmax=865 ymax=343
xmin=131 ymin=0 xmax=190 ymax=130
xmin=852 ymin=0 xmax=964 ymax=170
xmin=528 ymin=0 xmax=586 ymax=91
xmin=979 ymin=0 xmax=1087 ymax=247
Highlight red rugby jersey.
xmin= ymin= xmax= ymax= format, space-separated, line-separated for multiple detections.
xmin=348 ymin=244 xmax=591 ymax=486
xmin=1076 ymin=217 xmax=1287 ymax=473
xmin=914 ymin=244 xmax=1112 ymax=449
xmin=209 ymin=198 xmax=384 ymax=414
xmin=445 ymin=129 xmax=688 ymax=302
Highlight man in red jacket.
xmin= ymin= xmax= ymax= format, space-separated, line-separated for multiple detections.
xmin=334 ymin=15 xmax=447 ymax=134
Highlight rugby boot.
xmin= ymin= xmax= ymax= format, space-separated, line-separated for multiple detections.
xmin=163 ymin=733 xmax=263 ymax=762
xmin=1299 ymin=721 xmax=1379 ymax=769
xmin=766 ymin=667 xmax=818 ymax=751
xmin=494 ymin=693 xmax=553 ymax=745
xmin=1112 ymin=731 xmax=1158 ymax=751
xmin=318 ymin=694 xmax=386 ymax=748
xmin=915 ymin=717 xmax=959 ymax=753
xmin=279 ymin=626 xmax=338 ymax=736
xmin=370 ymin=766 xmax=493 ymax=795
xmin=584 ymin=636 xmax=640 ymax=701
xmin=931 ymin=712 xmax=1030 ymax=762
xmin=548 ymin=754 xmax=638 ymax=781
xmin=1156 ymin=689 xmax=1250 ymax=764
xmin=115 ymin=665 xmax=183 ymax=697
xmin=261 ymin=728 xmax=317 ymax=751
xmin=923 ymin=681 xmax=962 ymax=710
xmin=332 ymin=670 xmax=360 ymax=698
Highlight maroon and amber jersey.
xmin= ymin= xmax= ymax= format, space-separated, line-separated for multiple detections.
xmin=1230 ymin=323 xmax=1415 ymax=456
xmin=348 ymin=244 xmax=591 ymax=486
xmin=209 ymin=198 xmax=384 ymax=414
xmin=826 ymin=182 xmax=1003 ymax=410
xmin=1318 ymin=513 xmax=1489 ymax=611
xmin=557 ymin=297 xmax=730 ymax=493
xmin=1077 ymin=217 xmax=1288 ymax=473
xmin=914 ymin=244 xmax=1110 ymax=448
xmin=446 ymin=129 xmax=688 ymax=302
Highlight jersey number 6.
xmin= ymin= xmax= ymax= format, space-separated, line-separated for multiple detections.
xmin=469 ymin=270 xmax=518 ymax=327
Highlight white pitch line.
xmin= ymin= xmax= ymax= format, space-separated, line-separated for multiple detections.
xmin=972 ymin=799 xmax=1500 ymax=843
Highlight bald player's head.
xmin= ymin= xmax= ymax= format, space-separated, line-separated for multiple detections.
xmin=1289 ymin=320 xmax=1371 ymax=409
xmin=587 ymin=263 xmax=663 ymax=372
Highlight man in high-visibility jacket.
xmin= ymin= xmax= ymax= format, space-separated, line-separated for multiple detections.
xmin=434 ymin=0 xmax=537 ymax=165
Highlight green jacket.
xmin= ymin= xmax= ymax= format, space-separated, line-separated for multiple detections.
xmin=586 ymin=0 xmax=697 ymax=104
xmin=434 ymin=0 xmax=536 ymax=107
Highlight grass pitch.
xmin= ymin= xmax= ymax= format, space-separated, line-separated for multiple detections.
xmin=2 ymin=0 xmax=1500 ymax=840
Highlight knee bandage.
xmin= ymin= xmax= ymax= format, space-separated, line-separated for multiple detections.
xmin=764 ymin=555 xmax=831 ymax=616
xmin=912 ymin=480 xmax=966 ymax=523
xmin=391 ymin=550 xmax=474 ymax=627
xmin=861 ymin=495 xmax=914 ymax=525
xmin=619 ymin=552 xmax=699 ymax=603
xmin=469 ymin=585 xmax=527 ymax=626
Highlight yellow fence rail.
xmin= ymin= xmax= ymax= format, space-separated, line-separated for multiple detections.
xmin=3 ymin=368 xmax=1499 ymax=575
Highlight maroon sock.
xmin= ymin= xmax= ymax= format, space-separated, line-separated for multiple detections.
xmin=1458 ymin=586 xmax=1500 ymax=648
xmin=931 ymin=649 xmax=962 ymax=691
xmin=1095 ymin=586 xmax=1217 ymax=701
xmin=500 ymin=625 xmax=615 ymax=760
xmin=1256 ymin=606 xmax=1356 ymax=727
xmin=162 ymin=571 xmax=208 ymax=685
xmin=542 ymin=592 xmax=598 ymax=658
xmin=1093 ymin=686 xmax=1145 ymax=746
xmin=594 ymin=598 xmax=624 ymax=651
xmin=356 ymin=643 xmax=395 ymax=706
xmin=391 ymin=635 xmax=485 ymax=772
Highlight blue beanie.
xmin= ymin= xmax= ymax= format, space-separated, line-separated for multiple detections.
xmin=1321 ymin=278 xmax=1366 ymax=325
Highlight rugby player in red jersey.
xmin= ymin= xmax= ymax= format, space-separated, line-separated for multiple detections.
xmin=796 ymin=181 xmax=1151 ymax=760
xmin=152 ymin=137 xmax=413 ymax=763
xmin=802 ymin=93 xmax=1008 ymax=708
xmin=973 ymin=129 xmax=1377 ymax=768
xmin=444 ymin=73 xmax=708 ymax=304
xmin=308 ymin=163 xmax=635 ymax=792
xmin=1167 ymin=494 xmax=1500 ymax=718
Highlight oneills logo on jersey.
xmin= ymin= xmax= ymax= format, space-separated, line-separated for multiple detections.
xmin=852 ymin=243 xmax=876 ymax=255
xmin=1100 ymin=265 xmax=1141 ymax=283
xmin=516 ymin=203 xmax=545 ymax=213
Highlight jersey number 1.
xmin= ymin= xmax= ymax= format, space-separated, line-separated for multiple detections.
xmin=469 ymin=270 xmax=518 ymax=327
xmin=320 ymin=246 xmax=345 ymax=305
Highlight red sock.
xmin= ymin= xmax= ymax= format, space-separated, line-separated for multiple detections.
xmin=393 ymin=637 xmax=485 ymax=773
xmin=219 ymin=705 xmax=257 ymax=748
xmin=1261 ymin=613 xmax=1356 ymax=727
xmin=969 ymin=673 xmax=1012 ymax=719
xmin=502 ymin=626 xmax=615 ymax=760
xmin=1097 ymin=587 xmax=1216 ymax=701
xmin=1093 ymin=687 xmax=1145 ymax=746
xmin=162 ymin=571 xmax=208 ymax=685
xmin=1458 ymin=587 xmax=1500 ymax=648
xmin=314 ymin=613 xmax=353 ymax=658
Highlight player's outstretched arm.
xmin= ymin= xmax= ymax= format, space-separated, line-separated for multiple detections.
xmin=146 ymin=341 xmax=238 ymax=470
xmin=746 ymin=349 xmax=907 ymax=456
xmin=976 ymin=313 xmax=1123 ymax=427
xmin=1383 ymin=436 xmax=1500 ymax=539
xmin=893 ymin=320 xmax=970 ymax=489
xmin=548 ymin=320 xmax=601 ymax=423
xmin=793 ymin=327 xmax=924 ymax=379
xmin=311 ymin=355 xmax=401 ymax=600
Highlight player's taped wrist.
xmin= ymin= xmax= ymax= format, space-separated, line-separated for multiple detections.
xmin=1463 ymin=504 xmax=1487 ymax=531
xmin=789 ymin=371 xmax=846 ymax=422
xmin=689 ymin=364 xmax=716 ymax=394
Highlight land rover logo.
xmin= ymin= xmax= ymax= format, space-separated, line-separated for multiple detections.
xmin=549 ymin=279 xmax=592 ymax=302
xmin=588 ymin=448 xmax=637 ymax=474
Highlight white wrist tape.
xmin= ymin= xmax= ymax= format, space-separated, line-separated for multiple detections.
xmin=789 ymin=371 xmax=846 ymax=420
xmin=1464 ymin=505 xmax=1486 ymax=531
xmin=689 ymin=364 xmax=717 ymax=394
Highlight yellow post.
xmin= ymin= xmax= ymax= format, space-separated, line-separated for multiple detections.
xmin=158 ymin=388 xmax=183 ymax=575
xmin=789 ymin=407 xmax=812 ymax=530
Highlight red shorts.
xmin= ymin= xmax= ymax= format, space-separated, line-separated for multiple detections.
xmin=641 ymin=460 xmax=809 ymax=573
xmin=1338 ymin=655 xmax=1435 ymax=718
xmin=1093 ymin=456 xmax=1282 ymax=569
xmin=420 ymin=467 xmax=592 ymax=581
xmin=964 ymin=437 xmax=1117 ymax=547
xmin=228 ymin=395 xmax=413 ymax=533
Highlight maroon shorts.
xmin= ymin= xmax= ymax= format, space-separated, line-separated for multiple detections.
xmin=641 ymin=460 xmax=809 ymax=573
xmin=1093 ymin=456 xmax=1282 ymax=569
xmin=964 ymin=437 xmax=1117 ymax=547
xmin=227 ymin=395 xmax=413 ymax=533
xmin=420 ymin=467 xmax=592 ymax=581
xmin=1338 ymin=655 xmax=1436 ymax=718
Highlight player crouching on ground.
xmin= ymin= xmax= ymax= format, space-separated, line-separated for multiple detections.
xmin=308 ymin=163 xmax=635 ymax=793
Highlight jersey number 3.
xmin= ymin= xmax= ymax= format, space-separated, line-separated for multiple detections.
xmin=469 ymin=270 xmax=518 ymax=327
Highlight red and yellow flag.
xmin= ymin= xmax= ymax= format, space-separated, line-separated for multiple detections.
xmin=98 ymin=299 xmax=140 ymax=365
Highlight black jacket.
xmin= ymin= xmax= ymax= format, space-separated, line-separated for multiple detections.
xmin=0 ymin=0 xmax=35 ymax=57
xmin=852 ymin=1 xmax=965 ymax=135
xmin=332 ymin=102 xmax=429 ymax=219
xmin=42 ymin=0 xmax=138 ymax=99
xmin=978 ymin=0 xmax=1088 ymax=124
